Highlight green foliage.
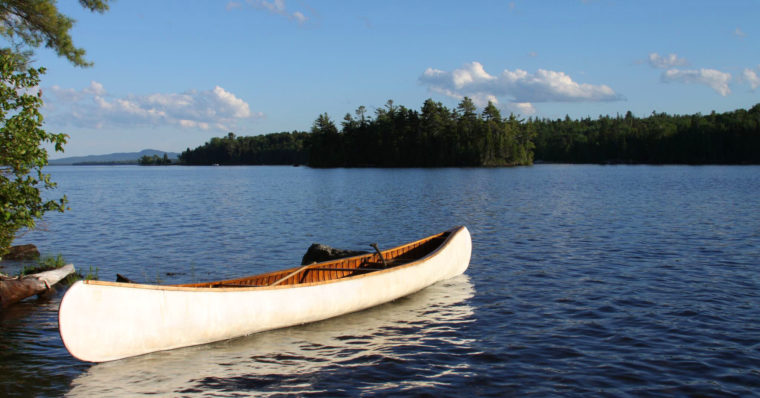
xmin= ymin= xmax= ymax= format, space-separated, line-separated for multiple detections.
xmin=180 ymin=101 xmax=760 ymax=168
xmin=310 ymin=98 xmax=534 ymax=167
xmin=532 ymin=105 xmax=760 ymax=164
xmin=0 ymin=58 xmax=67 ymax=256
xmin=180 ymin=98 xmax=535 ymax=168
xmin=0 ymin=0 xmax=110 ymax=256
xmin=17 ymin=253 xmax=98 ymax=286
xmin=64 ymin=265 xmax=98 ymax=285
xmin=0 ymin=0 xmax=109 ymax=67
xmin=19 ymin=253 xmax=65 ymax=275
xmin=138 ymin=153 xmax=172 ymax=165
xmin=82 ymin=265 xmax=98 ymax=281
xmin=180 ymin=131 xmax=310 ymax=165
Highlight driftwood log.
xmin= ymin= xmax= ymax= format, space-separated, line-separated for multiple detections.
xmin=0 ymin=264 xmax=76 ymax=310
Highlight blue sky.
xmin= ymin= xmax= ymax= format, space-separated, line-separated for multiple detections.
xmin=28 ymin=0 xmax=760 ymax=157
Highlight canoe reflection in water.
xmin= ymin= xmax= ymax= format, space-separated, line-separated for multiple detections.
xmin=67 ymin=275 xmax=475 ymax=396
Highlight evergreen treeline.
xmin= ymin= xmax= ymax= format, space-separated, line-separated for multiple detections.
xmin=138 ymin=153 xmax=172 ymax=165
xmin=179 ymin=98 xmax=535 ymax=167
xmin=309 ymin=98 xmax=534 ymax=167
xmin=180 ymin=132 xmax=310 ymax=165
xmin=531 ymin=104 xmax=760 ymax=164
xmin=179 ymin=101 xmax=760 ymax=167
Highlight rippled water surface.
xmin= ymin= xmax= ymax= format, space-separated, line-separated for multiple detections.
xmin=1 ymin=165 xmax=759 ymax=396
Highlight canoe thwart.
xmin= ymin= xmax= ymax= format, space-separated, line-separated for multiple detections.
xmin=369 ymin=243 xmax=388 ymax=267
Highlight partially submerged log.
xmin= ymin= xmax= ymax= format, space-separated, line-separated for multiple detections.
xmin=301 ymin=244 xmax=368 ymax=265
xmin=0 ymin=264 xmax=76 ymax=310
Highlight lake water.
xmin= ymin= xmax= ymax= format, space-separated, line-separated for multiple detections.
xmin=1 ymin=165 xmax=759 ymax=396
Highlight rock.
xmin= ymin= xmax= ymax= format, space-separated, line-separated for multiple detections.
xmin=5 ymin=244 xmax=40 ymax=260
xmin=116 ymin=274 xmax=136 ymax=283
xmin=301 ymin=244 xmax=368 ymax=265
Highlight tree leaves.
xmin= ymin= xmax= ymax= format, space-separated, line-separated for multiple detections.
xmin=0 ymin=0 xmax=108 ymax=67
xmin=0 ymin=55 xmax=67 ymax=256
xmin=180 ymin=98 xmax=536 ymax=168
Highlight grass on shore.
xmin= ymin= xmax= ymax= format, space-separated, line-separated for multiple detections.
xmin=19 ymin=254 xmax=99 ymax=284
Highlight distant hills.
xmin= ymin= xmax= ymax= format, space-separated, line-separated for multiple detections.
xmin=49 ymin=149 xmax=180 ymax=165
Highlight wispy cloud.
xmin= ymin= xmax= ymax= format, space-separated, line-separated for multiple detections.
xmin=419 ymin=61 xmax=622 ymax=115
xmin=648 ymin=52 xmax=688 ymax=69
xmin=507 ymin=102 xmax=536 ymax=115
xmin=243 ymin=0 xmax=309 ymax=24
xmin=44 ymin=82 xmax=261 ymax=130
xmin=645 ymin=52 xmax=735 ymax=96
xmin=743 ymin=66 xmax=760 ymax=90
xmin=292 ymin=11 xmax=307 ymax=24
xmin=734 ymin=27 xmax=746 ymax=38
xmin=226 ymin=1 xmax=243 ymax=11
xmin=661 ymin=68 xmax=732 ymax=96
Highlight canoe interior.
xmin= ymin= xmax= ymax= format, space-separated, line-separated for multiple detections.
xmin=176 ymin=230 xmax=452 ymax=289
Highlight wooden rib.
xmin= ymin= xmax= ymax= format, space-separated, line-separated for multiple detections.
xmin=270 ymin=264 xmax=313 ymax=287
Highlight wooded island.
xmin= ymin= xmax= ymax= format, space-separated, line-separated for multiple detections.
xmin=179 ymin=99 xmax=760 ymax=167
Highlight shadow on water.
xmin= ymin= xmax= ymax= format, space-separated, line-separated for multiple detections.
xmin=66 ymin=275 xmax=475 ymax=397
xmin=0 ymin=288 xmax=90 ymax=397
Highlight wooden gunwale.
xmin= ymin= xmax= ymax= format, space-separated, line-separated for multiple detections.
xmin=81 ymin=227 xmax=462 ymax=292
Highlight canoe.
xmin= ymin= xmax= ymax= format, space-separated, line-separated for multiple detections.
xmin=59 ymin=226 xmax=472 ymax=362
xmin=66 ymin=276 xmax=474 ymax=396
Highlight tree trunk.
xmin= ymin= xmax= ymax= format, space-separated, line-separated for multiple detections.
xmin=0 ymin=264 xmax=76 ymax=310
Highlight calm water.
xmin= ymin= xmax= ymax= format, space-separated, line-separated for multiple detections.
xmin=1 ymin=165 xmax=759 ymax=397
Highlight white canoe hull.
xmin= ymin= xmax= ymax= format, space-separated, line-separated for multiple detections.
xmin=59 ymin=226 xmax=471 ymax=362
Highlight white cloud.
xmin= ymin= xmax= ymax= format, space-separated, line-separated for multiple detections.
xmin=508 ymin=102 xmax=536 ymax=115
xmin=648 ymin=52 xmax=688 ymax=69
xmin=49 ymin=85 xmax=80 ymax=102
xmin=661 ymin=68 xmax=732 ymax=96
xmin=292 ymin=11 xmax=307 ymax=24
xmin=451 ymin=61 xmax=495 ymax=89
xmin=420 ymin=61 xmax=621 ymax=114
xmin=743 ymin=66 xmax=760 ymax=90
xmin=734 ymin=27 xmax=746 ymax=38
xmin=246 ymin=0 xmax=308 ymax=24
xmin=83 ymin=81 xmax=106 ymax=96
xmin=258 ymin=0 xmax=285 ymax=13
xmin=44 ymin=82 xmax=260 ymax=131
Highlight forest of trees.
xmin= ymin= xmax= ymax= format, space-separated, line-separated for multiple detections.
xmin=179 ymin=100 xmax=760 ymax=167
xmin=138 ymin=153 xmax=172 ymax=165
xmin=531 ymin=104 xmax=760 ymax=164
xmin=180 ymin=98 xmax=535 ymax=167
xmin=179 ymin=131 xmax=310 ymax=165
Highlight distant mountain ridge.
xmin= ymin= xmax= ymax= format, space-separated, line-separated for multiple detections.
xmin=49 ymin=149 xmax=179 ymax=165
